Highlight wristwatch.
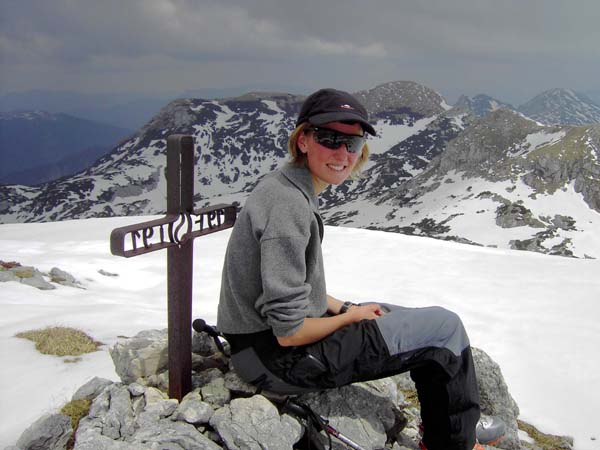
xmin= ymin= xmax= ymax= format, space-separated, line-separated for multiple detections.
xmin=339 ymin=301 xmax=356 ymax=314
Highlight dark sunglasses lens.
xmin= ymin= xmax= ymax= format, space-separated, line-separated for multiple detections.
xmin=313 ymin=129 xmax=365 ymax=153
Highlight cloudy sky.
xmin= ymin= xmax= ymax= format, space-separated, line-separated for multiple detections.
xmin=1 ymin=0 xmax=599 ymax=105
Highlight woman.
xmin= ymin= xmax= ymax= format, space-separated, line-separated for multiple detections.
xmin=217 ymin=88 xmax=499 ymax=450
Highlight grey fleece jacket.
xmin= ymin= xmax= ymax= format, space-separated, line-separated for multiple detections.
xmin=217 ymin=163 xmax=327 ymax=337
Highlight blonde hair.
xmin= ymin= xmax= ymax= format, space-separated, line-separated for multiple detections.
xmin=287 ymin=123 xmax=370 ymax=179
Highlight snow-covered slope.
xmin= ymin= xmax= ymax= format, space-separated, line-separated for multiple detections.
xmin=321 ymin=111 xmax=600 ymax=258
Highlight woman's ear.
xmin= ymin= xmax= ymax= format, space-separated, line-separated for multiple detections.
xmin=297 ymin=131 xmax=308 ymax=154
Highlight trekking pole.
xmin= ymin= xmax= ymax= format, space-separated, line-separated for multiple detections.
xmin=192 ymin=318 xmax=228 ymax=355
xmin=282 ymin=398 xmax=368 ymax=450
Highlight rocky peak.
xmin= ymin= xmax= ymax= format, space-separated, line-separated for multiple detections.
xmin=437 ymin=109 xmax=546 ymax=175
xmin=138 ymin=98 xmax=202 ymax=136
xmin=354 ymin=80 xmax=449 ymax=119
xmin=518 ymin=88 xmax=600 ymax=126
xmin=454 ymin=94 xmax=515 ymax=117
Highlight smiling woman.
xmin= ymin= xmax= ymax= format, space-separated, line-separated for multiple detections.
xmin=215 ymin=88 xmax=504 ymax=450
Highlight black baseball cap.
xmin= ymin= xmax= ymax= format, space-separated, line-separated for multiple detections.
xmin=296 ymin=88 xmax=376 ymax=136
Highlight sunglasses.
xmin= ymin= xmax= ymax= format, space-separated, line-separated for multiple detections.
xmin=305 ymin=127 xmax=366 ymax=154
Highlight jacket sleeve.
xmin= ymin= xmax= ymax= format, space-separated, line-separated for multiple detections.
xmin=254 ymin=198 xmax=313 ymax=337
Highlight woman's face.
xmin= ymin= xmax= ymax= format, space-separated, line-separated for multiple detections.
xmin=298 ymin=121 xmax=363 ymax=194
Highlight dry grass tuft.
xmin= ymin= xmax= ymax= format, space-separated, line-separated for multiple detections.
xmin=61 ymin=398 xmax=92 ymax=450
xmin=15 ymin=326 xmax=102 ymax=357
xmin=518 ymin=419 xmax=574 ymax=449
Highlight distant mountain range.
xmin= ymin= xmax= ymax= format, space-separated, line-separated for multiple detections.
xmin=1 ymin=81 xmax=599 ymax=258
xmin=0 ymin=86 xmax=307 ymax=130
xmin=0 ymin=111 xmax=132 ymax=185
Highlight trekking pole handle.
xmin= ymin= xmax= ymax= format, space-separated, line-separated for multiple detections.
xmin=192 ymin=319 xmax=226 ymax=354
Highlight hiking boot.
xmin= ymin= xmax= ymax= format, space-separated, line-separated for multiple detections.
xmin=418 ymin=414 xmax=506 ymax=449
xmin=418 ymin=441 xmax=486 ymax=450
xmin=476 ymin=415 xmax=506 ymax=446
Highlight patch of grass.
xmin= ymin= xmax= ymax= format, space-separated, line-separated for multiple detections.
xmin=518 ymin=419 xmax=573 ymax=449
xmin=61 ymin=398 xmax=91 ymax=450
xmin=15 ymin=326 xmax=102 ymax=357
xmin=399 ymin=388 xmax=420 ymax=408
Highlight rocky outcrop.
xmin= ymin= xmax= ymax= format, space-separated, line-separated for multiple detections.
xmin=0 ymin=262 xmax=83 ymax=290
xmin=13 ymin=413 xmax=72 ymax=450
xmin=6 ymin=327 xmax=574 ymax=450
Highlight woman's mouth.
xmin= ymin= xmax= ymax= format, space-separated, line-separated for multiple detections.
xmin=327 ymin=164 xmax=346 ymax=172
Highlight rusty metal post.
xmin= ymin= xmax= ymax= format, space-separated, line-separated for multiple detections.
xmin=110 ymin=134 xmax=236 ymax=402
xmin=166 ymin=135 xmax=194 ymax=400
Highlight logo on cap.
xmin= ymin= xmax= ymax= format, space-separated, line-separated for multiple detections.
xmin=340 ymin=104 xmax=354 ymax=110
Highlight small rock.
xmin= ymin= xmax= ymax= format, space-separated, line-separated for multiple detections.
xmin=50 ymin=267 xmax=83 ymax=288
xmin=97 ymin=269 xmax=119 ymax=277
xmin=15 ymin=413 xmax=72 ymax=450
xmin=144 ymin=386 xmax=167 ymax=406
xmin=144 ymin=398 xmax=179 ymax=418
xmin=173 ymin=390 xmax=214 ymax=424
xmin=72 ymin=377 xmax=112 ymax=401
xmin=194 ymin=367 xmax=224 ymax=387
xmin=127 ymin=382 xmax=146 ymax=397
xmin=201 ymin=377 xmax=231 ymax=407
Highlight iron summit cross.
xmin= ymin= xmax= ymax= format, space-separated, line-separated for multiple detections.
xmin=110 ymin=135 xmax=236 ymax=400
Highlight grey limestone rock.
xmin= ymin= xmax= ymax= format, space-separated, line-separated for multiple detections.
xmin=134 ymin=418 xmax=222 ymax=450
xmin=98 ymin=269 xmax=119 ymax=277
xmin=200 ymin=377 xmax=230 ymax=407
xmin=473 ymin=347 xmax=520 ymax=450
xmin=109 ymin=329 xmax=168 ymax=384
xmin=127 ymin=382 xmax=146 ymax=397
xmin=15 ymin=413 xmax=72 ymax=450
xmin=49 ymin=267 xmax=83 ymax=288
xmin=74 ymin=421 xmax=147 ymax=450
xmin=102 ymin=384 xmax=135 ymax=440
xmin=173 ymin=390 xmax=214 ymax=424
xmin=299 ymin=383 xmax=400 ymax=450
xmin=10 ymin=266 xmax=55 ymax=290
xmin=223 ymin=370 xmax=256 ymax=396
xmin=72 ymin=377 xmax=113 ymax=401
xmin=210 ymin=395 xmax=302 ymax=450
xmin=0 ymin=270 xmax=18 ymax=282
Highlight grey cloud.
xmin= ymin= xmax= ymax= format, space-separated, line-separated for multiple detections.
xmin=0 ymin=0 xmax=599 ymax=102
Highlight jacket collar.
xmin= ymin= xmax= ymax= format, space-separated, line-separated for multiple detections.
xmin=280 ymin=163 xmax=319 ymax=213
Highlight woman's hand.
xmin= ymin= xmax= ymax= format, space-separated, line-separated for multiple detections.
xmin=276 ymin=303 xmax=385 ymax=347
xmin=346 ymin=303 xmax=384 ymax=322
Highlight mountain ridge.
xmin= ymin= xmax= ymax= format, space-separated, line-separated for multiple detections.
xmin=1 ymin=81 xmax=599 ymax=258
